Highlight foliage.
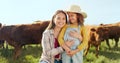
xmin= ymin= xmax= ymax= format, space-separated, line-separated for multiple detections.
xmin=0 ymin=40 xmax=120 ymax=63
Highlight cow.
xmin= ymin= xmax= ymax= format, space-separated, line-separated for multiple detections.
xmin=0 ymin=23 xmax=8 ymax=49
xmin=0 ymin=21 xmax=50 ymax=59
xmin=84 ymin=26 xmax=101 ymax=57
xmin=84 ymin=25 xmax=120 ymax=57
xmin=0 ymin=40 xmax=5 ymax=48
xmin=0 ymin=24 xmax=4 ymax=48
xmin=100 ymin=24 xmax=120 ymax=48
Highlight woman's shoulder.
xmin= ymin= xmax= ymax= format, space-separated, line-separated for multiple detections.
xmin=43 ymin=29 xmax=53 ymax=34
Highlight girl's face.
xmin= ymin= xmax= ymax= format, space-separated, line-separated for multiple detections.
xmin=54 ymin=12 xmax=66 ymax=28
xmin=68 ymin=12 xmax=78 ymax=24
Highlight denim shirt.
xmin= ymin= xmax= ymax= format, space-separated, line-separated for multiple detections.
xmin=64 ymin=25 xmax=81 ymax=50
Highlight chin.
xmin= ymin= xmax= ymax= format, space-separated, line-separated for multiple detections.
xmin=58 ymin=26 xmax=63 ymax=28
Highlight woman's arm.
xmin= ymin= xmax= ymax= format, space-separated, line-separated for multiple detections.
xmin=42 ymin=31 xmax=63 ymax=57
xmin=69 ymin=31 xmax=83 ymax=41
xmin=58 ymin=25 xmax=71 ymax=53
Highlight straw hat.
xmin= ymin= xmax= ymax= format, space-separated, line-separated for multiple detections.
xmin=66 ymin=5 xmax=87 ymax=18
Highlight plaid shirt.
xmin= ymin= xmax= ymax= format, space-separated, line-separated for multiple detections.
xmin=40 ymin=29 xmax=64 ymax=63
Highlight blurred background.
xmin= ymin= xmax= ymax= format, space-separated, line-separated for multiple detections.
xmin=0 ymin=0 xmax=120 ymax=25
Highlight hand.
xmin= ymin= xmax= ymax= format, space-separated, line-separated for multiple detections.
xmin=61 ymin=43 xmax=71 ymax=53
xmin=69 ymin=31 xmax=83 ymax=41
xmin=65 ymin=40 xmax=74 ymax=47
xmin=67 ymin=50 xmax=77 ymax=57
xmin=65 ymin=47 xmax=71 ymax=54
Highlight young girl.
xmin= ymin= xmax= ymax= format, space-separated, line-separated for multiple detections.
xmin=40 ymin=10 xmax=74 ymax=63
xmin=58 ymin=5 xmax=88 ymax=63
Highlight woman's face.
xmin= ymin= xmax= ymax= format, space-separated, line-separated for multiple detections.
xmin=54 ymin=12 xmax=66 ymax=28
xmin=68 ymin=12 xmax=77 ymax=24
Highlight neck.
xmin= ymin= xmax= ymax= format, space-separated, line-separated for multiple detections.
xmin=53 ymin=26 xmax=61 ymax=38
xmin=71 ymin=23 xmax=79 ymax=26
xmin=54 ymin=27 xmax=61 ymax=32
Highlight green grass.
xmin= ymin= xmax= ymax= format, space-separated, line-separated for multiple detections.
xmin=0 ymin=45 xmax=42 ymax=63
xmin=0 ymin=39 xmax=120 ymax=63
xmin=84 ymin=40 xmax=120 ymax=63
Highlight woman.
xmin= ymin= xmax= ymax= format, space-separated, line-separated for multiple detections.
xmin=40 ymin=10 xmax=74 ymax=63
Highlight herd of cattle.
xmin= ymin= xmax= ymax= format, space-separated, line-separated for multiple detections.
xmin=0 ymin=21 xmax=120 ymax=59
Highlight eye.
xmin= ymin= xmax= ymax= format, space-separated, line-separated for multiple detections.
xmin=57 ymin=17 xmax=61 ymax=20
xmin=70 ymin=14 xmax=74 ymax=17
xmin=62 ymin=18 xmax=65 ymax=20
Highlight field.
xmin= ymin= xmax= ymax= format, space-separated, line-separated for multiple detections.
xmin=0 ymin=40 xmax=120 ymax=63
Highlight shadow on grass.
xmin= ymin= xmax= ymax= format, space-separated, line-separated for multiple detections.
xmin=99 ymin=47 xmax=120 ymax=59
xmin=0 ymin=48 xmax=13 ymax=58
xmin=22 ymin=45 xmax=42 ymax=58
xmin=0 ymin=45 xmax=42 ymax=63
xmin=89 ymin=47 xmax=120 ymax=60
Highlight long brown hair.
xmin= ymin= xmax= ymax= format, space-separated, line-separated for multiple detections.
xmin=76 ymin=13 xmax=84 ymax=26
xmin=0 ymin=23 xmax=2 ymax=27
xmin=46 ymin=10 xmax=67 ymax=30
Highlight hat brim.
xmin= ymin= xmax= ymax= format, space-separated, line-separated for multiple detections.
xmin=65 ymin=10 xmax=87 ymax=18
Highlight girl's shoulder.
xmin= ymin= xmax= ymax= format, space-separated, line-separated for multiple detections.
xmin=62 ymin=24 xmax=69 ymax=28
xmin=64 ymin=24 xmax=69 ymax=27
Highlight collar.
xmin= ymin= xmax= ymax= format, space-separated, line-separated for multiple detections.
xmin=49 ymin=29 xmax=54 ymax=35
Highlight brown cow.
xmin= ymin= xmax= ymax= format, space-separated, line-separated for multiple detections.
xmin=0 ymin=40 xmax=5 ymax=48
xmin=85 ymin=25 xmax=120 ymax=57
xmin=0 ymin=23 xmax=8 ymax=49
xmin=0 ymin=21 xmax=50 ymax=59
xmin=0 ymin=23 xmax=4 ymax=48
xmin=84 ymin=26 xmax=102 ymax=57
xmin=100 ymin=24 xmax=120 ymax=48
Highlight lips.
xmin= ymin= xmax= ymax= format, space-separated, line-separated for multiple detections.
xmin=58 ymin=22 xmax=65 ymax=27
xmin=58 ymin=22 xmax=64 ymax=25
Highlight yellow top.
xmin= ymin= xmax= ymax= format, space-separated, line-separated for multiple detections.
xmin=58 ymin=24 xmax=89 ymax=51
